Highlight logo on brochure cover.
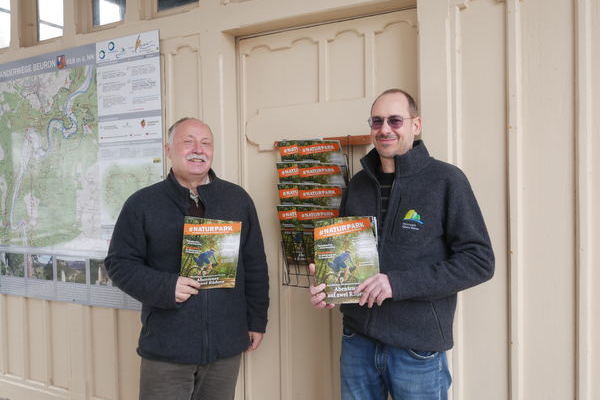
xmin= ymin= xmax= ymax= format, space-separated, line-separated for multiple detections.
xmin=56 ymin=55 xmax=66 ymax=69
xmin=401 ymin=209 xmax=423 ymax=231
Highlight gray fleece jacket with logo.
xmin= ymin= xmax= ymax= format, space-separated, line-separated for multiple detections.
xmin=105 ymin=170 xmax=269 ymax=365
xmin=340 ymin=140 xmax=494 ymax=351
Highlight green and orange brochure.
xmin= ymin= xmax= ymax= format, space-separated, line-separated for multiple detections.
xmin=278 ymin=183 xmax=343 ymax=208
xmin=314 ymin=216 xmax=379 ymax=304
xmin=276 ymin=139 xmax=346 ymax=165
xmin=297 ymin=206 xmax=339 ymax=264
xmin=179 ymin=217 xmax=241 ymax=289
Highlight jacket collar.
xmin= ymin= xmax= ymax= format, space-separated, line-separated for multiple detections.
xmin=165 ymin=169 xmax=218 ymax=210
xmin=361 ymin=140 xmax=431 ymax=178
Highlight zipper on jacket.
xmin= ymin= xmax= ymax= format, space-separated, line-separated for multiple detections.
xmin=359 ymin=155 xmax=403 ymax=336
xmin=199 ymin=196 xmax=209 ymax=363
xmin=203 ymin=289 xmax=209 ymax=362
xmin=381 ymin=180 xmax=398 ymax=244
xmin=359 ymin=159 xmax=386 ymax=333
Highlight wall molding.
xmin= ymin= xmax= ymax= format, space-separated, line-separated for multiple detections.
xmin=575 ymin=0 xmax=593 ymax=399
xmin=448 ymin=3 xmax=464 ymax=398
xmin=162 ymin=34 xmax=203 ymax=140
xmin=506 ymin=0 xmax=524 ymax=399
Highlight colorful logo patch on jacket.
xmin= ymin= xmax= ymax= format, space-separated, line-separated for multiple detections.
xmin=403 ymin=209 xmax=423 ymax=224
xmin=401 ymin=209 xmax=423 ymax=231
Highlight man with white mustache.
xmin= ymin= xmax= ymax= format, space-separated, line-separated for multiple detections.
xmin=106 ymin=117 xmax=269 ymax=400
xmin=309 ymin=89 xmax=494 ymax=399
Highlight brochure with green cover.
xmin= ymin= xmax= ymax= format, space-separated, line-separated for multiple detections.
xmin=297 ymin=184 xmax=343 ymax=208
xmin=314 ymin=216 xmax=379 ymax=304
xmin=297 ymin=206 xmax=339 ymax=264
xmin=297 ymin=162 xmax=347 ymax=186
xmin=179 ymin=217 xmax=241 ymax=289
xmin=277 ymin=184 xmax=300 ymax=205
xmin=276 ymin=139 xmax=346 ymax=164
xmin=277 ymin=183 xmax=343 ymax=208
xmin=276 ymin=162 xmax=301 ymax=183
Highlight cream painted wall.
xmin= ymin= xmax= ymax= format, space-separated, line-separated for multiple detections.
xmin=0 ymin=0 xmax=598 ymax=399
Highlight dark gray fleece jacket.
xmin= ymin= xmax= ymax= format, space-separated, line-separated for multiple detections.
xmin=341 ymin=140 xmax=494 ymax=351
xmin=105 ymin=170 xmax=269 ymax=364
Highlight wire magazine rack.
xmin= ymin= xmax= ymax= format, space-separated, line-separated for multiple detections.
xmin=280 ymin=240 xmax=312 ymax=288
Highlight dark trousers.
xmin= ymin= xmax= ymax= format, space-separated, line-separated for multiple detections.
xmin=139 ymin=354 xmax=242 ymax=400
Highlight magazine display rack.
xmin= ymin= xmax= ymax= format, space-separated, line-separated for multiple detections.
xmin=275 ymin=135 xmax=370 ymax=288
xmin=280 ymin=240 xmax=312 ymax=288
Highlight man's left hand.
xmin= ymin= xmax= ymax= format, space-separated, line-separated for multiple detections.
xmin=247 ymin=331 xmax=264 ymax=352
xmin=355 ymin=273 xmax=393 ymax=307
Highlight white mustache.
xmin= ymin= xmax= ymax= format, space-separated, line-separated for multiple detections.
xmin=186 ymin=154 xmax=207 ymax=162
xmin=376 ymin=134 xmax=397 ymax=140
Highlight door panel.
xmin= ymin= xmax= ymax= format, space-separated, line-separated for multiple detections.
xmin=238 ymin=9 xmax=418 ymax=399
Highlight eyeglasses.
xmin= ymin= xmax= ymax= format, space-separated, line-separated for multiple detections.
xmin=368 ymin=115 xmax=416 ymax=130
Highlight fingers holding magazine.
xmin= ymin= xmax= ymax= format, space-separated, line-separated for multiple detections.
xmin=355 ymin=273 xmax=392 ymax=308
xmin=175 ymin=276 xmax=201 ymax=303
xmin=308 ymin=263 xmax=335 ymax=309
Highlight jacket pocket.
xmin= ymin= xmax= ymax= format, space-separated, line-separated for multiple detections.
xmin=429 ymin=301 xmax=445 ymax=342
xmin=140 ymin=309 xmax=153 ymax=337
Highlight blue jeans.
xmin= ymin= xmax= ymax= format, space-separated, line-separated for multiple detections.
xmin=341 ymin=328 xmax=451 ymax=400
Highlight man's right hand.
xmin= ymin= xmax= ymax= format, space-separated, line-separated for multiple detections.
xmin=175 ymin=277 xmax=201 ymax=303
xmin=308 ymin=263 xmax=335 ymax=310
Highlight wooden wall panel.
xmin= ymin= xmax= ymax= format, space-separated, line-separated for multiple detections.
xmin=505 ymin=1 xmax=525 ymax=398
xmin=592 ymin=0 xmax=600 ymax=395
xmin=576 ymin=0 xmax=594 ymax=399
xmin=49 ymin=301 xmax=69 ymax=390
xmin=116 ymin=310 xmax=141 ymax=400
xmin=244 ymin=39 xmax=319 ymax=116
xmin=374 ymin=20 xmax=419 ymax=98
xmin=6 ymin=296 xmax=25 ymax=377
xmin=328 ymin=31 xmax=365 ymax=100
xmin=90 ymin=307 xmax=118 ymax=399
xmin=584 ymin=1 xmax=599 ymax=399
xmin=455 ymin=2 xmax=508 ymax=400
xmin=27 ymin=298 xmax=49 ymax=384
xmin=162 ymin=35 xmax=203 ymax=129
xmin=419 ymin=0 xmax=600 ymax=399
xmin=521 ymin=1 xmax=576 ymax=399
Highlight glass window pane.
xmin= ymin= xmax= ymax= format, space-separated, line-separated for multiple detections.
xmin=0 ymin=2 xmax=9 ymax=49
xmin=93 ymin=0 xmax=125 ymax=26
xmin=39 ymin=23 xmax=63 ymax=41
xmin=38 ymin=0 xmax=63 ymax=41
xmin=158 ymin=0 xmax=197 ymax=12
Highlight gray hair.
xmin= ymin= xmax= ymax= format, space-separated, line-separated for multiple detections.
xmin=371 ymin=88 xmax=419 ymax=117
xmin=167 ymin=117 xmax=197 ymax=144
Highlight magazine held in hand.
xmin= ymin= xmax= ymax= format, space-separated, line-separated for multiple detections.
xmin=180 ymin=217 xmax=242 ymax=288
xmin=314 ymin=216 xmax=379 ymax=304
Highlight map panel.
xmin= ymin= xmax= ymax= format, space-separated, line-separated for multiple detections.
xmin=100 ymin=142 xmax=163 ymax=226
xmin=0 ymin=57 xmax=104 ymax=252
xmin=0 ymin=31 xmax=161 ymax=310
